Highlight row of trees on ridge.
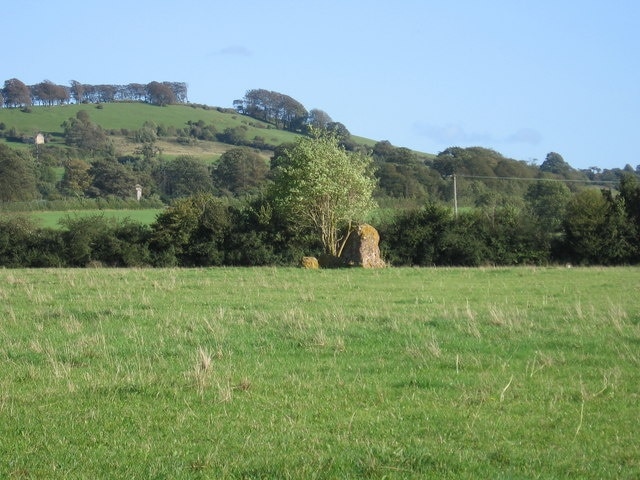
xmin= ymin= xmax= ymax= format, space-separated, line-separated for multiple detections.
xmin=1 ymin=78 xmax=188 ymax=107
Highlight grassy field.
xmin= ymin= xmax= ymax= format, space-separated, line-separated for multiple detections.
xmin=28 ymin=209 xmax=163 ymax=229
xmin=0 ymin=103 xmax=386 ymax=158
xmin=0 ymin=103 xmax=302 ymax=160
xmin=1 ymin=267 xmax=638 ymax=478
xmin=0 ymin=103 xmax=297 ymax=143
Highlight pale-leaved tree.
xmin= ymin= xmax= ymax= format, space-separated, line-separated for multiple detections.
xmin=272 ymin=130 xmax=377 ymax=256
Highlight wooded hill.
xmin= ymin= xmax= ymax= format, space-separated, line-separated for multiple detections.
xmin=0 ymin=99 xmax=635 ymax=209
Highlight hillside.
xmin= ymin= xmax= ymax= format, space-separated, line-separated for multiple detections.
xmin=0 ymin=102 xmax=376 ymax=160
xmin=0 ymin=103 xmax=298 ymax=160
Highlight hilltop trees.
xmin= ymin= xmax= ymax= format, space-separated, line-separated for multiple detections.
xmin=308 ymin=109 xmax=333 ymax=130
xmin=1 ymin=78 xmax=188 ymax=107
xmin=2 ymin=78 xmax=31 ymax=108
xmin=31 ymin=80 xmax=69 ymax=105
xmin=373 ymin=140 xmax=443 ymax=201
xmin=235 ymin=89 xmax=309 ymax=131
xmin=146 ymin=81 xmax=176 ymax=106
xmin=271 ymin=130 xmax=377 ymax=256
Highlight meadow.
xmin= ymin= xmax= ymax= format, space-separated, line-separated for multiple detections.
xmin=0 ymin=103 xmax=377 ymax=156
xmin=1 ymin=267 xmax=638 ymax=478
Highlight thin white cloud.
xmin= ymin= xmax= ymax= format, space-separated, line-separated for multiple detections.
xmin=505 ymin=128 xmax=542 ymax=145
xmin=413 ymin=122 xmax=491 ymax=145
xmin=413 ymin=122 xmax=542 ymax=146
xmin=216 ymin=45 xmax=252 ymax=56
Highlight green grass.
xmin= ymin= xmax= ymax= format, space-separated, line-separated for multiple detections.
xmin=1 ymin=267 xmax=639 ymax=478
xmin=28 ymin=209 xmax=163 ymax=229
xmin=0 ymin=103 xmax=297 ymax=148
xmin=0 ymin=103 xmax=435 ymax=160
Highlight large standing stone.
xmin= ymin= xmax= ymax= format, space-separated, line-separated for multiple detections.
xmin=341 ymin=224 xmax=385 ymax=268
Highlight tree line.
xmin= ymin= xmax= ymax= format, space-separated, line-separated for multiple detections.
xmin=0 ymin=78 xmax=188 ymax=107
xmin=2 ymin=130 xmax=640 ymax=267
xmin=1 ymin=175 xmax=639 ymax=268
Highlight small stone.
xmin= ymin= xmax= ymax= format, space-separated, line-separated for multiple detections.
xmin=300 ymin=256 xmax=320 ymax=269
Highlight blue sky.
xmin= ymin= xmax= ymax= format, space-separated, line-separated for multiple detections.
xmin=5 ymin=0 xmax=639 ymax=170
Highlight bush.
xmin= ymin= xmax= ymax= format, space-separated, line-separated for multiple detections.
xmin=0 ymin=216 xmax=65 ymax=267
xmin=60 ymin=215 xmax=151 ymax=267
xmin=150 ymin=194 xmax=231 ymax=266
xmin=379 ymin=203 xmax=453 ymax=266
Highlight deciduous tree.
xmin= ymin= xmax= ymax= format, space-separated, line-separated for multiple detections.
xmin=60 ymin=159 xmax=93 ymax=196
xmin=61 ymin=111 xmax=112 ymax=155
xmin=0 ymin=144 xmax=38 ymax=202
xmin=2 ymin=78 xmax=31 ymax=108
xmin=271 ymin=130 xmax=377 ymax=256
xmin=155 ymin=156 xmax=212 ymax=199
xmin=146 ymin=81 xmax=176 ymax=106
xmin=212 ymin=147 xmax=269 ymax=196
xmin=524 ymin=180 xmax=571 ymax=232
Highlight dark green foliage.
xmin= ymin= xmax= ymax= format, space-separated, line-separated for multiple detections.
xmin=59 ymin=158 xmax=92 ymax=196
xmin=561 ymin=189 xmax=637 ymax=264
xmin=154 ymin=156 xmax=212 ymax=200
xmin=0 ymin=144 xmax=38 ymax=202
xmin=381 ymin=203 xmax=550 ymax=267
xmin=619 ymin=173 xmax=640 ymax=237
xmin=212 ymin=147 xmax=269 ymax=196
xmin=0 ymin=216 xmax=63 ymax=267
xmin=216 ymin=125 xmax=248 ymax=145
xmin=61 ymin=110 xmax=112 ymax=156
xmin=439 ymin=215 xmax=491 ymax=266
xmin=479 ymin=206 xmax=551 ymax=265
xmin=60 ymin=215 xmax=152 ymax=267
xmin=87 ymin=157 xmax=139 ymax=198
xmin=430 ymin=147 xmax=541 ymax=207
xmin=540 ymin=152 xmax=571 ymax=176
xmin=524 ymin=180 xmax=571 ymax=233
xmin=184 ymin=119 xmax=217 ymax=141
xmin=380 ymin=203 xmax=452 ymax=266
xmin=373 ymin=140 xmax=444 ymax=201
xmin=225 ymin=197 xmax=321 ymax=265
xmin=150 ymin=194 xmax=230 ymax=266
